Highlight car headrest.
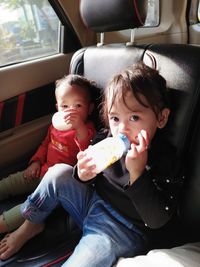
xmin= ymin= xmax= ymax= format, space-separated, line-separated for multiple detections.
xmin=80 ymin=0 xmax=148 ymax=32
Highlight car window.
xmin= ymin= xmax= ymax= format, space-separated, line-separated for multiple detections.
xmin=0 ymin=0 xmax=60 ymax=67
xmin=118 ymin=0 xmax=159 ymax=41
xmin=198 ymin=1 xmax=200 ymax=21
xmin=144 ymin=0 xmax=159 ymax=27
xmin=189 ymin=0 xmax=200 ymax=24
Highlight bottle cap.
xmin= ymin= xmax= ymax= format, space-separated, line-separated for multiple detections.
xmin=118 ymin=134 xmax=131 ymax=151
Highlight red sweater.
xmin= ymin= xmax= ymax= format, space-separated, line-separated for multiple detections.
xmin=30 ymin=121 xmax=95 ymax=177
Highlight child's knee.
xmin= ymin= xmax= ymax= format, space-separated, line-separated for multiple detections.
xmin=66 ymin=234 xmax=116 ymax=267
xmin=43 ymin=163 xmax=73 ymax=187
xmin=85 ymin=234 xmax=116 ymax=262
xmin=49 ymin=163 xmax=73 ymax=175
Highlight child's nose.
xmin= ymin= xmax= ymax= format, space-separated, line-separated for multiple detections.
xmin=119 ymin=122 xmax=128 ymax=132
xmin=68 ymin=105 xmax=77 ymax=110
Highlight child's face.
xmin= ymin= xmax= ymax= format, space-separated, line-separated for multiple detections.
xmin=56 ymin=84 xmax=92 ymax=122
xmin=108 ymin=91 xmax=169 ymax=145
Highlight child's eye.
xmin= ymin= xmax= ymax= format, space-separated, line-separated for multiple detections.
xmin=110 ymin=116 xmax=119 ymax=122
xmin=75 ymin=104 xmax=81 ymax=108
xmin=63 ymin=105 xmax=68 ymax=108
xmin=130 ymin=115 xmax=139 ymax=121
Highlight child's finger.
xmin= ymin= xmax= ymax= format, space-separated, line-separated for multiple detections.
xmin=136 ymin=131 xmax=148 ymax=153
xmin=127 ymin=144 xmax=139 ymax=158
xmin=35 ymin=169 xmax=40 ymax=178
xmin=140 ymin=129 xmax=150 ymax=147
xmin=77 ymin=151 xmax=86 ymax=160
xmin=78 ymin=165 xmax=97 ymax=180
xmin=79 ymin=164 xmax=96 ymax=175
xmin=64 ymin=112 xmax=78 ymax=120
xmin=77 ymin=152 xmax=94 ymax=170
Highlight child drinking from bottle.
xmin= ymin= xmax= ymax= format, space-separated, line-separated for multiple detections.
xmin=0 ymin=62 xmax=183 ymax=267
xmin=0 ymin=74 xmax=96 ymax=234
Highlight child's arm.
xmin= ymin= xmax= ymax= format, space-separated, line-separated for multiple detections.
xmin=63 ymin=110 xmax=96 ymax=151
xmin=64 ymin=110 xmax=88 ymax=140
xmin=125 ymin=130 xmax=149 ymax=184
xmin=125 ymin=136 xmax=183 ymax=229
xmin=30 ymin=126 xmax=52 ymax=165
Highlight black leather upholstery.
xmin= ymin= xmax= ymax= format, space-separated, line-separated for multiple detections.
xmin=181 ymin=107 xmax=200 ymax=232
xmin=144 ymin=44 xmax=200 ymax=152
xmin=70 ymin=44 xmax=148 ymax=88
xmin=144 ymin=44 xmax=200 ymax=240
xmin=80 ymin=0 xmax=148 ymax=32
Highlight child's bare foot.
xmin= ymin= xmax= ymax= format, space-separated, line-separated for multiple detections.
xmin=0 ymin=215 xmax=8 ymax=233
xmin=0 ymin=220 xmax=44 ymax=260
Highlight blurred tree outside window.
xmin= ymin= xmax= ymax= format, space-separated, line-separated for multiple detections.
xmin=0 ymin=0 xmax=60 ymax=66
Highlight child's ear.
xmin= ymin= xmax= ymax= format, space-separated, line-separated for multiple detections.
xmin=157 ymin=108 xmax=170 ymax=129
xmin=89 ymin=102 xmax=94 ymax=114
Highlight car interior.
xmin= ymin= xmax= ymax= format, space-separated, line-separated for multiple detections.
xmin=0 ymin=0 xmax=200 ymax=266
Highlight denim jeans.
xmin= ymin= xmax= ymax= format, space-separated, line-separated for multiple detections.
xmin=20 ymin=163 xmax=148 ymax=267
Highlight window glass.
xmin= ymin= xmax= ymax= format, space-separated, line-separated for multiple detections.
xmin=189 ymin=0 xmax=200 ymax=24
xmin=144 ymin=0 xmax=159 ymax=27
xmin=119 ymin=0 xmax=159 ymax=40
xmin=0 ymin=0 xmax=60 ymax=67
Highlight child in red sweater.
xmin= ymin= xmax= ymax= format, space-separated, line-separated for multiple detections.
xmin=0 ymin=74 xmax=96 ymax=233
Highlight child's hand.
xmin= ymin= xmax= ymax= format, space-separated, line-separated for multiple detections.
xmin=64 ymin=110 xmax=89 ymax=141
xmin=77 ymin=150 xmax=97 ymax=181
xmin=63 ymin=110 xmax=84 ymax=130
xmin=125 ymin=130 xmax=149 ymax=184
xmin=24 ymin=161 xmax=41 ymax=181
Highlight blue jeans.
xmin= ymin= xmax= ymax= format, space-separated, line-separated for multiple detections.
xmin=20 ymin=163 xmax=148 ymax=267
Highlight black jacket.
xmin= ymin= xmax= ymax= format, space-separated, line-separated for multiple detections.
xmin=74 ymin=129 xmax=184 ymax=231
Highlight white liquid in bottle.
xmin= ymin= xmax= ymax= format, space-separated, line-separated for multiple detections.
xmin=86 ymin=134 xmax=130 ymax=173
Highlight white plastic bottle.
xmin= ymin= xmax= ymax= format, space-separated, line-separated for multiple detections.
xmin=52 ymin=111 xmax=72 ymax=131
xmin=86 ymin=134 xmax=131 ymax=174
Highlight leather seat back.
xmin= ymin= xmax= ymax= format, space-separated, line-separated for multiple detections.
xmin=143 ymin=44 xmax=200 ymax=239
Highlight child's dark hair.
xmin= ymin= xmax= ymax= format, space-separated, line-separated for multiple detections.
xmin=55 ymin=74 xmax=97 ymax=102
xmin=102 ymin=62 xmax=170 ymax=126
